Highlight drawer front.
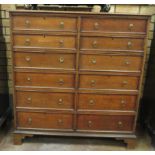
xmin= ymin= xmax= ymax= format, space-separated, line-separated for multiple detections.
xmin=17 ymin=112 xmax=73 ymax=129
xmin=78 ymin=94 xmax=137 ymax=111
xmin=81 ymin=18 xmax=147 ymax=33
xmin=16 ymin=91 xmax=74 ymax=109
xmin=80 ymin=37 xmax=144 ymax=51
xmin=80 ymin=54 xmax=142 ymax=72
xmin=77 ymin=114 xmax=134 ymax=131
xmin=12 ymin=16 xmax=77 ymax=32
xmin=15 ymin=52 xmax=76 ymax=70
xmin=79 ymin=75 xmax=139 ymax=90
xmin=14 ymin=35 xmax=76 ymax=49
xmin=15 ymin=72 xmax=75 ymax=88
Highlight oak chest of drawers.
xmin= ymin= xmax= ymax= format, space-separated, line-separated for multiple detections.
xmin=10 ymin=11 xmax=150 ymax=148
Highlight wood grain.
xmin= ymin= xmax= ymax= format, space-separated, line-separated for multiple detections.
xmin=13 ymin=16 xmax=77 ymax=32
xmin=81 ymin=18 xmax=147 ymax=34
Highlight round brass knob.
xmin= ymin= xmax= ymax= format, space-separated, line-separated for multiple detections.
xmin=125 ymin=61 xmax=130 ymax=65
xmin=59 ymin=40 xmax=64 ymax=47
xmin=94 ymin=22 xmax=99 ymax=30
xmin=59 ymin=57 xmax=64 ymax=63
xmin=118 ymin=121 xmax=123 ymax=128
xmin=25 ymin=38 xmax=30 ymax=46
xmin=25 ymin=56 xmax=31 ymax=62
xmin=57 ymin=119 xmax=63 ymax=125
xmin=25 ymin=20 xmax=30 ymax=27
xmin=121 ymin=100 xmax=126 ymax=104
xmin=58 ymin=98 xmax=63 ymax=105
xmin=122 ymin=81 xmax=128 ymax=85
xmin=27 ymin=77 xmax=31 ymax=81
xmin=28 ymin=117 xmax=32 ymax=125
xmin=127 ymin=41 xmax=132 ymax=48
xmin=90 ymin=80 xmax=96 ymax=87
xmin=59 ymin=21 xmax=64 ymax=29
xmin=92 ymin=41 xmax=97 ymax=48
xmin=121 ymin=99 xmax=126 ymax=108
xmin=88 ymin=120 xmax=92 ymax=127
xmin=58 ymin=79 xmax=64 ymax=85
xmin=129 ymin=23 xmax=134 ymax=30
xmin=91 ymin=59 xmax=96 ymax=64
xmin=89 ymin=99 xmax=95 ymax=105
xmin=27 ymin=97 xmax=32 ymax=102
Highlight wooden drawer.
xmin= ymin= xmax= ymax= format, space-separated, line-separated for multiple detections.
xmin=77 ymin=114 xmax=134 ymax=131
xmin=79 ymin=75 xmax=139 ymax=90
xmin=80 ymin=54 xmax=142 ymax=72
xmin=13 ymin=34 xmax=76 ymax=49
xmin=80 ymin=37 xmax=144 ymax=51
xmin=15 ymin=72 xmax=75 ymax=88
xmin=81 ymin=18 xmax=147 ymax=33
xmin=16 ymin=91 xmax=74 ymax=110
xmin=14 ymin=52 xmax=76 ymax=70
xmin=17 ymin=112 xmax=73 ymax=129
xmin=12 ymin=16 xmax=77 ymax=32
xmin=78 ymin=94 xmax=137 ymax=111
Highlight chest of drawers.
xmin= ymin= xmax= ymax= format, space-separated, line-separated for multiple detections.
xmin=10 ymin=11 xmax=150 ymax=148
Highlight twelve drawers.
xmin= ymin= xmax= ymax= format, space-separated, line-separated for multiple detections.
xmin=14 ymin=34 xmax=76 ymax=49
xmin=79 ymin=74 xmax=139 ymax=90
xmin=80 ymin=54 xmax=142 ymax=72
xmin=17 ymin=112 xmax=73 ymax=129
xmin=15 ymin=72 xmax=75 ymax=88
xmin=12 ymin=16 xmax=77 ymax=32
xmin=12 ymin=14 xmax=146 ymax=133
xmin=81 ymin=18 xmax=147 ymax=33
xmin=77 ymin=114 xmax=134 ymax=131
xmin=16 ymin=91 xmax=74 ymax=110
xmin=15 ymin=52 xmax=76 ymax=70
xmin=78 ymin=94 xmax=137 ymax=111
xmin=80 ymin=37 xmax=144 ymax=51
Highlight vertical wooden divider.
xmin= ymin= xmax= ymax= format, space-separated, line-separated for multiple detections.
xmin=73 ymin=16 xmax=81 ymax=130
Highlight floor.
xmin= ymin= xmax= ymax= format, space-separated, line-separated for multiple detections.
xmin=0 ymin=122 xmax=154 ymax=151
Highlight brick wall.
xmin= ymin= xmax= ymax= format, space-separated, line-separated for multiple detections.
xmin=0 ymin=4 xmax=155 ymax=97
xmin=0 ymin=4 xmax=15 ymax=96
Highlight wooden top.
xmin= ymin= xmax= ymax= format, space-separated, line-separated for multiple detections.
xmin=9 ymin=10 xmax=151 ymax=18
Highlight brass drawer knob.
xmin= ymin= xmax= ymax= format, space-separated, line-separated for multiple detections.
xmin=124 ymin=61 xmax=130 ymax=65
xmin=91 ymin=58 xmax=96 ymax=64
xmin=121 ymin=100 xmax=126 ymax=107
xmin=122 ymin=80 xmax=128 ymax=85
xmin=87 ymin=120 xmax=92 ymax=127
xmin=89 ymin=99 xmax=95 ymax=105
xmin=92 ymin=41 xmax=97 ymax=48
xmin=59 ymin=40 xmax=64 ymax=47
xmin=90 ymin=80 xmax=96 ymax=87
xmin=25 ymin=56 xmax=31 ymax=62
xmin=58 ymin=79 xmax=64 ymax=85
xmin=59 ymin=57 xmax=64 ymax=63
xmin=58 ymin=98 xmax=63 ymax=105
xmin=129 ymin=23 xmax=134 ymax=30
xmin=27 ymin=117 xmax=32 ymax=125
xmin=27 ymin=77 xmax=31 ymax=81
xmin=57 ymin=119 xmax=63 ymax=125
xmin=118 ymin=121 xmax=123 ymax=128
xmin=25 ymin=38 xmax=31 ymax=46
xmin=27 ymin=97 xmax=32 ymax=102
xmin=127 ymin=41 xmax=132 ymax=48
xmin=59 ymin=21 xmax=64 ymax=29
xmin=94 ymin=22 xmax=99 ymax=30
xmin=25 ymin=20 xmax=30 ymax=27
xmin=121 ymin=100 xmax=126 ymax=104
